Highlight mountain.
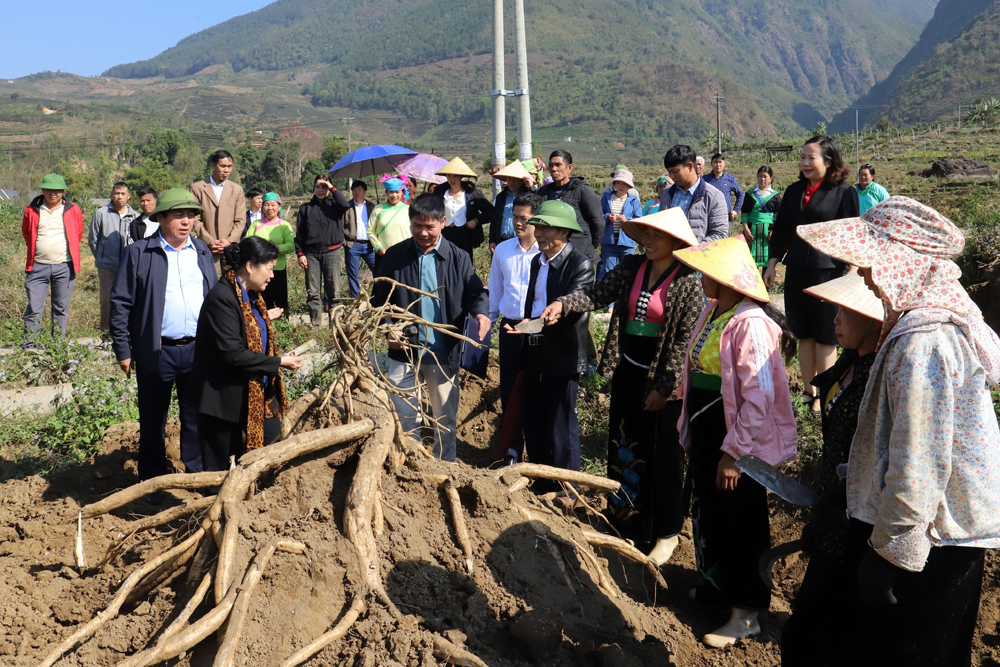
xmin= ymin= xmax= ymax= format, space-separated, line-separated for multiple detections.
xmin=830 ymin=0 xmax=996 ymax=130
xmin=103 ymin=0 xmax=929 ymax=146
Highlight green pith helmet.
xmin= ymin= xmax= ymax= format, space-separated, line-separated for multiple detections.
xmin=39 ymin=173 xmax=67 ymax=190
xmin=528 ymin=200 xmax=583 ymax=233
xmin=150 ymin=188 xmax=204 ymax=222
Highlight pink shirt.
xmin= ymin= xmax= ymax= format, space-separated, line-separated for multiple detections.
xmin=678 ymin=298 xmax=797 ymax=465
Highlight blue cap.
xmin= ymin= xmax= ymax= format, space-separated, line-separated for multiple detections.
xmin=384 ymin=177 xmax=405 ymax=192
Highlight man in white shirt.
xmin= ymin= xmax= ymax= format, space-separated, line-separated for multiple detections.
xmin=487 ymin=192 xmax=542 ymax=464
xmin=343 ymin=181 xmax=377 ymax=298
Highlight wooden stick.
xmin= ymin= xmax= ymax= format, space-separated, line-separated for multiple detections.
xmin=213 ymin=540 xmax=287 ymax=667
xmin=431 ymin=634 xmax=490 ymax=667
xmin=39 ymin=527 xmax=206 ymax=667
xmin=443 ymin=479 xmax=474 ymax=575
xmin=118 ymin=573 xmax=213 ymax=667
xmin=75 ymin=510 xmax=85 ymax=571
xmin=82 ymin=472 xmax=229 ymax=518
xmin=497 ymin=463 xmax=620 ymax=493
xmin=279 ymin=593 xmax=366 ymax=667
xmin=580 ymin=529 xmax=668 ymax=589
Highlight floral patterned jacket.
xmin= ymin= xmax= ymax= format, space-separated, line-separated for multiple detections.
xmin=848 ymin=309 xmax=1000 ymax=572
xmin=558 ymin=254 xmax=703 ymax=400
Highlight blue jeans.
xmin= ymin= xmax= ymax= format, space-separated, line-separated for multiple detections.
xmin=598 ymin=245 xmax=635 ymax=281
xmin=344 ymin=241 xmax=376 ymax=298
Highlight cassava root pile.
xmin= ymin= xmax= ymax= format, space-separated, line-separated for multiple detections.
xmin=41 ymin=281 xmax=667 ymax=666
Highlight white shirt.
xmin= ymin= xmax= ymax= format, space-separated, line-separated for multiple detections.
xmin=34 ymin=203 xmax=69 ymax=264
xmin=249 ymin=208 xmax=262 ymax=225
xmin=488 ymin=236 xmax=540 ymax=322
xmin=159 ymin=234 xmax=205 ymax=339
xmin=353 ymin=200 xmax=369 ymax=241
xmin=530 ymin=244 xmax=568 ymax=318
xmin=210 ymin=175 xmax=225 ymax=204
xmin=443 ymin=190 xmax=467 ymax=227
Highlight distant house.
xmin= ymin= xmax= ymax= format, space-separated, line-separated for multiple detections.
xmin=0 ymin=189 xmax=18 ymax=201
xmin=564 ymin=136 xmax=572 ymax=142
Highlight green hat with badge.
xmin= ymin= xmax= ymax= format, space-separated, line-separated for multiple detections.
xmin=150 ymin=188 xmax=204 ymax=222
xmin=528 ymin=200 xmax=582 ymax=233
xmin=39 ymin=173 xmax=67 ymax=190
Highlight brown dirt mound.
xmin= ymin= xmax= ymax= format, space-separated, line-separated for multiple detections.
xmin=3 ymin=370 xmax=1000 ymax=666
xmin=921 ymin=158 xmax=998 ymax=179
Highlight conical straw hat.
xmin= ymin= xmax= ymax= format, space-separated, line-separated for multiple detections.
xmin=436 ymin=157 xmax=478 ymax=178
xmin=673 ymin=236 xmax=769 ymax=302
xmin=493 ymin=160 xmax=532 ymax=182
xmin=803 ymin=274 xmax=884 ymax=322
xmin=621 ymin=207 xmax=697 ymax=248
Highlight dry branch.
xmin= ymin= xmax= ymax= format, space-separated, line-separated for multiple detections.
xmin=280 ymin=593 xmax=366 ymax=667
xmin=581 ymin=529 xmax=668 ymax=589
xmin=499 ymin=463 xmax=621 ymax=494
xmin=82 ymin=472 xmax=229 ymax=518
xmin=39 ymin=527 xmax=207 ymax=667
xmin=118 ymin=573 xmax=213 ymax=667
xmin=443 ymin=479 xmax=475 ymax=575
xmin=431 ymin=634 xmax=490 ymax=667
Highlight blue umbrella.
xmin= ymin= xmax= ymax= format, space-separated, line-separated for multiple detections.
xmin=328 ymin=144 xmax=417 ymax=179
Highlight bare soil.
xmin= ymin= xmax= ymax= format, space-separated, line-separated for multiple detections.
xmin=2 ymin=367 xmax=999 ymax=666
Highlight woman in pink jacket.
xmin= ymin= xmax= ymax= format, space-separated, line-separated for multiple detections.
xmin=673 ymin=236 xmax=797 ymax=649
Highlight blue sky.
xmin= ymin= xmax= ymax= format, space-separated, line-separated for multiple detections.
xmin=2 ymin=1 xmax=274 ymax=79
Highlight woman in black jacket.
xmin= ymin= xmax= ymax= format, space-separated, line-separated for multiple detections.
xmin=194 ymin=237 xmax=303 ymax=470
xmin=433 ymin=157 xmax=494 ymax=261
xmin=763 ymin=136 xmax=859 ymax=415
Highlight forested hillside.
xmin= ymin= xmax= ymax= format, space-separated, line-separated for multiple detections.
xmin=831 ymin=0 xmax=997 ymax=130
xmin=104 ymin=0 xmax=927 ymax=140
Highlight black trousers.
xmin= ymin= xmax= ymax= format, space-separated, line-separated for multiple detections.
xmin=522 ymin=348 xmax=580 ymax=489
xmin=135 ymin=341 xmax=202 ymax=480
xmin=198 ymin=413 xmax=281 ymax=472
xmin=606 ymin=352 xmax=686 ymax=546
xmin=498 ymin=319 xmax=526 ymax=460
xmin=689 ymin=385 xmax=771 ymax=612
xmin=262 ymin=268 xmax=288 ymax=312
xmin=782 ymin=519 xmax=984 ymax=667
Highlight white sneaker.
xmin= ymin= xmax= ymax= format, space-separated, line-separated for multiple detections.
xmin=648 ymin=535 xmax=679 ymax=566
xmin=703 ymin=607 xmax=760 ymax=648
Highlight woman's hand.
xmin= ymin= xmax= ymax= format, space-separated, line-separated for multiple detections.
xmin=540 ymin=301 xmax=563 ymax=324
xmin=280 ymin=355 xmax=304 ymax=369
xmin=503 ymin=320 xmax=526 ymax=335
xmin=716 ymin=453 xmax=741 ymax=491
xmin=762 ymin=261 xmax=777 ymax=289
xmin=742 ymin=224 xmax=754 ymax=241
xmin=643 ymin=389 xmax=668 ymax=412
xmin=466 ymin=218 xmax=478 ymax=230
xmin=267 ymin=307 xmax=283 ymax=320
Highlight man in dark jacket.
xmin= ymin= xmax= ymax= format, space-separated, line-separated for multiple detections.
xmin=536 ymin=150 xmax=604 ymax=262
xmin=295 ymin=174 xmax=350 ymax=324
xmin=110 ymin=189 xmax=216 ymax=493
xmin=371 ymin=193 xmax=490 ymax=462
xmin=509 ymin=200 xmax=592 ymax=485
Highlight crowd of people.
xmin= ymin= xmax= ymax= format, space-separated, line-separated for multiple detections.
xmin=18 ymin=135 xmax=1000 ymax=661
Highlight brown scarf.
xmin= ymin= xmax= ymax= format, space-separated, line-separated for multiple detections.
xmin=224 ymin=270 xmax=287 ymax=450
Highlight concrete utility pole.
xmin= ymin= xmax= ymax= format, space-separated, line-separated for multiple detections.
xmin=342 ymin=116 xmax=355 ymax=188
xmin=492 ymin=0 xmax=507 ymax=199
xmin=856 ymin=108 xmax=861 ymax=167
xmin=513 ymin=0 xmax=532 ymax=162
xmin=714 ymin=94 xmax=724 ymax=155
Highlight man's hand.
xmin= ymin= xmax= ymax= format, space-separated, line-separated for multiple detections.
xmin=730 ymin=210 xmax=740 ymax=222
xmin=119 ymin=358 xmax=132 ymax=379
xmin=643 ymin=389 xmax=668 ymax=412
xmin=210 ymin=240 xmax=225 ymax=255
xmin=540 ymin=301 xmax=563 ymax=324
xmin=297 ymin=255 xmax=308 ymax=270
xmin=386 ymin=329 xmax=408 ymax=350
xmin=474 ymin=313 xmax=491 ymax=341
xmin=742 ymin=224 xmax=754 ymax=241
xmin=716 ymin=452 xmax=740 ymax=491
xmin=217 ymin=239 xmax=231 ymax=249
xmin=267 ymin=307 xmax=283 ymax=320
xmin=489 ymin=243 xmax=496 ymax=254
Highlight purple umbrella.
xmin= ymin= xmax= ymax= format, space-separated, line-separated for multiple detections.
xmin=393 ymin=153 xmax=448 ymax=185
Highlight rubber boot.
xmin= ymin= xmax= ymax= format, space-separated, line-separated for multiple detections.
xmin=703 ymin=607 xmax=760 ymax=648
xmin=648 ymin=535 xmax=679 ymax=566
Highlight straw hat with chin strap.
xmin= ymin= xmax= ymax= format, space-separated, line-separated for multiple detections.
xmin=673 ymin=236 xmax=770 ymax=302
xmin=803 ymin=274 xmax=884 ymax=322
xmin=436 ymin=157 xmax=478 ymax=179
xmin=620 ymin=207 xmax=697 ymax=248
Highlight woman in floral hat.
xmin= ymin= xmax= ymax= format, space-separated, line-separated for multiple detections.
xmin=673 ymin=236 xmax=798 ymax=649
xmin=783 ymin=196 xmax=1000 ymax=666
